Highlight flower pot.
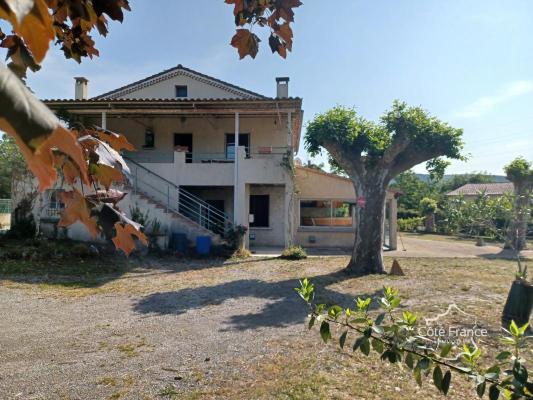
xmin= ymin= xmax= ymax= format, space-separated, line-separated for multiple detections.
xmin=502 ymin=279 xmax=533 ymax=329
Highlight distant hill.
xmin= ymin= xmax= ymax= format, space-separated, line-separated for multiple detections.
xmin=415 ymin=174 xmax=509 ymax=183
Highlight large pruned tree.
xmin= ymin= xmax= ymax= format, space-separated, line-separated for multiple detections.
xmin=306 ymin=102 xmax=464 ymax=275
xmin=504 ymin=157 xmax=533 ymax=251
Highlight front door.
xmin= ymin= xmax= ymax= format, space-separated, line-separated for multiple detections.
xmin=174 ymin=133 xmax=193 ymax=163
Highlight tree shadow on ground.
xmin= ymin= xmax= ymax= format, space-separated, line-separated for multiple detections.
xmin=478 ymin=249 xmax=531 ymax=261
xmin=133 ymin=269 xmax=383 ymax=331
xmin=0 ymin=235 xmax=280 ymax=288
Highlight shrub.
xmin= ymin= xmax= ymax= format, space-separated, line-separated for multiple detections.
xmin=280 ymin=245 xmax=308 ymax=260
xmin=225 ymin=225 xmax=248 ymax=250
xmin=231 ymin=247 xmax=252 ymax=259
xmin=70 ymin=243 xmax=91 ymax=258
xmin=8 ymin=198 xmax=35 ymax=239
xmin=398 ymin=217 xmax=424 ymax=232
xmin=129 ymin=203 xmax=150 ymax=227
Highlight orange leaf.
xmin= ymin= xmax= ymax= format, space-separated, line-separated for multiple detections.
xmin=53 ymin=153 xmax=84 ymax=185
xmin=230 ymin=29 xmax=260 ymax=59
xmin=276 ymin=22 xmax=293 ymax=51
xmin=0 ymin=65 xmax=88 ymax=191
xmin=91 ymin=163 xmax=124 ymax=190
xmin=58 ymin=190 xmax=99 ymax=239
xmin=112 ymin=222 xmax=148 ymax=256
xmin=95 ymin=130 xmax=135 ymax=152
xmin=14 ymin=0 xmax=54 ymax=63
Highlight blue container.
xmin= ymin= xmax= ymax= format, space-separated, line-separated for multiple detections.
xmin=171 ymin=233 xmax=188 ymax=254
xmin=196 ymin=236 xmax=212 ymax=255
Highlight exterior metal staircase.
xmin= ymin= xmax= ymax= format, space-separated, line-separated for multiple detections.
xmin=123 ymin=156 xmax=233 ymax=237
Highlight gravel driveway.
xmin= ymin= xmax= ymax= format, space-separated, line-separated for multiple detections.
xmin=0 ymin=257 xmax=326 ymax=399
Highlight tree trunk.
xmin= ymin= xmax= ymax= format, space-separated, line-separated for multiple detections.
xmin=502 ymin=280 xmax=533 ymax=328
xmin=346 ymin=183 xmax=387 ymax=275
xmin=505 ymin=186 xmax=530 ymax=251
xmin=424 ymin=213 xmax=435 ymax=233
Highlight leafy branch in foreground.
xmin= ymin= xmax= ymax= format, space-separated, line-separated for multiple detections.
xmin=295 ymin=279 xmax=533 ymax=399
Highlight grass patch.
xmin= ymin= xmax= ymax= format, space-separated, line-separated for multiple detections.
xmin=116 ymin=338 xmax=147 ymax=358
xmin=96 ymin=376 xmax=117 ymax=387
xmin=158 ymin=384 xmax=179 ymax=398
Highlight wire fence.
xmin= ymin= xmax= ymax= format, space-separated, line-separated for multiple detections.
xmin=0 ymin=199 xmax=12 ymax=214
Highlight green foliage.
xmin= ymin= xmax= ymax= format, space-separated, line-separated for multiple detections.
xmin=0 ymin=133 xmax=25 ymax=198
xmin=505 ymin=157 xmax=533 ymax=187
xmin=306 ymin=106 xmax=392 ymax=159
xmin=280 ymin=245 xmax=308 ymax=260
xmin=225 ymin=225 xmax=248 ymax=250
xmin=296 ymin=281 xmax=533 ymax=399
xmin=426 ymin=157 xmax=451 ymax=183
xmin=129 ymin=203 xmax=150 ymax=228
xmin=419 ymin=197 xmax=438 ymax=216
xmin=440 ymin=193 xmax=513 ymax=238
xmin=390 ymin=171 xmax=432 ymax=216
xmin=398 ymin=217 xmax=424 ymax=232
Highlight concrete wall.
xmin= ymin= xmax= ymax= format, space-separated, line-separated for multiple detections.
xmin=111 ymin=72 xmax=248 ymax=100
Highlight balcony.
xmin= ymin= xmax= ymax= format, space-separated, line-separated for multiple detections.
xmin=124 ymin=146 xmax=290 ymax=187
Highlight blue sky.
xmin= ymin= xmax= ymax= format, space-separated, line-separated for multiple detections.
xmin=24 ymin=0 xmax=533 ymax=175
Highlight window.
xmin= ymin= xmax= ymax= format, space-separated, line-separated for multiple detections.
xmin=250 ymin=195 xmax=269 ymax=227
xmin=175 ymin=85 xmax=188 ymax=98
xmin=300 ymin=200 xmax=353 ymax=227
xmin=47 ymin=189 xmax=64 ymax=217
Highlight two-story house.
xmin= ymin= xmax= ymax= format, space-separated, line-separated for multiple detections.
xmin=32 ymin=65 xmax=398 ymax=251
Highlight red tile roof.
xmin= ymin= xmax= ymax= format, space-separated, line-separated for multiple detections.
xmin=446 ymin=182 xmax=513 ymax=196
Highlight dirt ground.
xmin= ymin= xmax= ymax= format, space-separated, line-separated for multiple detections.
xmin=0 ymin=246 xmax=527 ymax=399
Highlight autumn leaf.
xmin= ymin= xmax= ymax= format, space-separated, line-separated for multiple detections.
xmin=230 ymin=29 xmax=260 ymax=59
xmin=58 ymin=189 xmax=99 ymax=238
xmin=275 ymin=22 xmax=293 ymax=50
xmin=90 ymin=163 xmax=124 ymax=189
xmin=79 ymin=134 xmax=131 ymax=188
xmin=112 ymin=222 xmax=148 ymax=256
xmin=95 ymin=129 xmax=135 ymax=152
xmin=53 ymin=153 xmax=84 ymax=185
xmin=0 ymin=64 xmax=87 ymax=191
xmin=225 ymin=0 xmax=245 ymax=16
xmin=13 ymin=0 xmax=55 ymax=63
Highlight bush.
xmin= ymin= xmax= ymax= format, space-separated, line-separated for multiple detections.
xmin=398 ymin=217 xmax=424 ymax=232
xmin=280 ymin=245 xmax=308 ymax=260
xmin=70 ymin=243 xmax=92 ymax=258
xmin=231 ymin=247 xmax=252 ymax=259
xmin=8 ymin=198 xmax=35 ymax=239
xmin=225 ymin=225 xmax=248 ymax=250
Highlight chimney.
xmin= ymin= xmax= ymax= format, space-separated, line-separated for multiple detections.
xmin=276 ymin=77 xmax=289 ymax=98
xmin=74 ymin=77 xmax=89 ymax=100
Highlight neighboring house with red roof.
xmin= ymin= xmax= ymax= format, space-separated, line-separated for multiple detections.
xmin=14 ymin=65 xmax=398 ymax=250
xmin=446 ymin=182 xmax=514 ymax=199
